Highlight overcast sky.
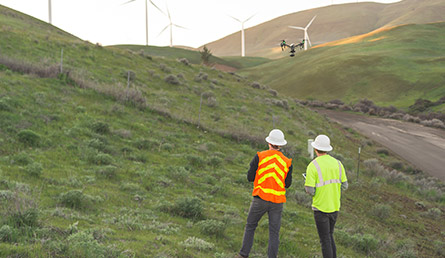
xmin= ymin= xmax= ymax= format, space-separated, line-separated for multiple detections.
xmin=0 ymin=0 xmax=400 ymax=48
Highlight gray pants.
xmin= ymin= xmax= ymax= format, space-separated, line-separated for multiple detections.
xmin=240 ymin=197 xmax=284 ymax=258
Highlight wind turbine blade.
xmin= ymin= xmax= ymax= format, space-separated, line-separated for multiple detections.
xmin=307 ymin=35 xmax=312 ymax=47
xmin=244 ymin=13 xmax=256 ymax=23
xmin=289 ymin=26 xmax=305 ymax=30
xmin=229 ymin=15 xmax=241 ymax=23
xmin=173 ymin=24 xmax=187 ymax=30
xmin=121 ymin=0 xmax=136 ymax=6
xmin=149 ymin=0 xmax=165 ymax=15
xmin=157 ymin=24 xmax=169 ymax=37
xmin=166 ymin=4 xmax=171 ymax=21
xmin=306 ymin=15 xmax=317 ymax=28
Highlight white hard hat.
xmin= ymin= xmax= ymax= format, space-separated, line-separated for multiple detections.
xmin=266 ymin=129 xmax=287 ymax=146
xmin=311 ymin=134 xmax=333 ymax=152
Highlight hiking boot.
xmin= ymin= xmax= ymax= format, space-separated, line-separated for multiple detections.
xmin=234 ymin=254 xmax=248 ymax=258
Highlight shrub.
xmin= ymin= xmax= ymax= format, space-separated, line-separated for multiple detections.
xmin=337 ymin=230 xmax=379 ymax=255
xmin=88 ymin=138 xmax=107 ymax=152
xmin=198 ymin=72 xmax=208 ymax=80
xmin=371 ymin=204 xmax=391 ymax=220
xmin=0 ymin=99 xmax=11 ymax=111
xmin=384 ymin=169 xmax=408 ymax=184
xmin=0 ymin=225 xmax=17 ymax=242
xmin=268 ymin=89 xmax=278 ymax=96
xmin=295 ymin=190 xmax=312 ymax=208
xmin=376 ymin=148 xmax=389 ymax=156
xmin=186 ymin=154 xmax=206 ymax=168
xmin=363 ymin=158 xmax=385 ymax=176
xmin=92 ymin=153 xmax=114 ymax=165
xmin=95 ymin=165 xmax=117 ymax=179
xmin=24 ymin=162 xmax=43 ymax=177
xmin=389 ymin=161 xmax=403 ymax=170
xmin=172 ymin=197 xmax=203 ymax=219
xmin=59 ymin=190 xmax=98 ymax=210
xmin=91 ymin=121 xmax=110 ymax=134
xmin=180 ymin=236 xmax=214 ymax=251
xmin=159 ymin=63 xmax=171 ymax=73
xmin=8 ymin=209 xmax=39 ymax=228
xmin=251 ymin=82 xmax=261 ymax=89
xmin=423 ymin=208 xmax=442 ymax=219
xmin=196 ymin=219 xmax=226 ymax=237
xmin=67 ymin=231 xmax=108 ymax=257
xmin=123 ymin=70 xmax=136 ymax=82
xmin=13 ymin=152 xmax=33 ymax=165
xmin=134 ymin=138 xmax=158 ymax=150
xmin=178 ymin=58 xmax=190 ymax=66
xmin=17 ymin=130 xmax=40 ymax=146
xmin=433 ymin=240 xmax=445 ymax=256
xmin=207 ymin=97 xmax=217 ymax=107
xmin=165 ymin=74 xmax=180 ymax=85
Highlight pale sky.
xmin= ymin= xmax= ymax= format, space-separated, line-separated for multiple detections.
xmin=0 ymin=0 xmax=400 ymax=48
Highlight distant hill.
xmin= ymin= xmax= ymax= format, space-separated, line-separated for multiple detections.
xmin=203 ymin=0 xmax=445 ymax=58
xmin=1 ymin=4 xmax=444 ymax=257
xmin=241 ymin=22 xmax=445 ymax=108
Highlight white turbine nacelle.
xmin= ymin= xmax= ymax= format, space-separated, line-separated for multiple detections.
xmin=289 ymin=15 xmax=317 ymax=51
xmin=230 ymin=14 xmax=255 ymax=57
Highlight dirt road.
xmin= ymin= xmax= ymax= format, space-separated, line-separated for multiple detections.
xmin=316 ymin=109 xmax=445 ymax=181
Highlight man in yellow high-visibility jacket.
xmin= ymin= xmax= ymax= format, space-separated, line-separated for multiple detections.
xmin=237 ymin=129 xmax=293 ymax=258
xmin=305 ymin=134 xmax=348 ymax=258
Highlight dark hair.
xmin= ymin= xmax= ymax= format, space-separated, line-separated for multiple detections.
xmin=270 ymin=144 xmax=280 ymax=150
xmin=315 ymin=149 xmax=327 ymax=154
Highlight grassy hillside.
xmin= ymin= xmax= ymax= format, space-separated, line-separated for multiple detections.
xmin=0 ymin=4 xmax=444 ymax=258
xmin=241 ymin=22 xmax=445 ymax=109
xmin=112 ymin=45 xmax=271 ymax=70
xmin=203 ymin=0 xmax=445 ymax=58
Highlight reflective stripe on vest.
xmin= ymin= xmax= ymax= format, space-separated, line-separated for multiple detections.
xmin=312 ymin=159 xmax=342 ymax=187
xmin=253 ymin=185 xmax=286 ymax=196
xmin=253 ymin=150 xmax=292 ymax=203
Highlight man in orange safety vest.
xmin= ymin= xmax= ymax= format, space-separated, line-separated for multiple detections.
xmin=237 ymin=129 xmax=293 ymax=258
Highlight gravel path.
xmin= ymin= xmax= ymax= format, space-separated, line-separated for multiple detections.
xmin=316 ymin=109 xmax=445 ymax=181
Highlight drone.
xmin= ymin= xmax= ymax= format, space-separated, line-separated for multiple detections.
xmin=280 ymin=39 xmax=305 ymax=57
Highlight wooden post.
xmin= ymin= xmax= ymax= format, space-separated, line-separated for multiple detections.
xmin=357 ymin=146 xmax=362 ymax=180
xmin=198 ymin=93 xmax=203 ymax=128
xmin=60 ymin=48 xmax=63 ymax=74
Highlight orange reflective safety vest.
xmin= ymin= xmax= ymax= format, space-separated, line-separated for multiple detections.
xmin=252 ymin=150 xmax=292 ymax=203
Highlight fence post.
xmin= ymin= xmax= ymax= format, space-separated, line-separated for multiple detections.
xmin=198 ymin=92 xmax=203 ymax=128
xmin=60 ymin=48 xmax=63 ymax=74
xmin=357 ymin=146 xmax=361 ymax=180
xmin=308 ymin=139 xmax=314 ymax=159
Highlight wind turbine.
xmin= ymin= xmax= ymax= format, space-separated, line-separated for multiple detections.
xmin=230 ymin=14 xmax=255 ymax=57
xmin=48 ymin=0 xmax=52 ymax=24
xmin=123 ymin=0 xmax=165 ymax=46
xmin=289 ymin=15 xmax=317 ymax=51
xmin=158 ymin=5 xmax=186 ymax=47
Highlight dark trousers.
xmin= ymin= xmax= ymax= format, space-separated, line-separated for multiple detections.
xmin=314 ymin=211 xmax=338 ymax=258
xmin=240 ymin=197 xmax=283 ymax=258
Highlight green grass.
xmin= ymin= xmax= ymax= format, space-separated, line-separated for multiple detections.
xmin=241 ymin=22 xmax=445 ymax=110
xmin=0 ymin=4 xmax=444 ymax=257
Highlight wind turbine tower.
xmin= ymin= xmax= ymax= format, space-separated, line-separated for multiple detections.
xmin=230 ymin=14 xmax=255 ymax=57
xmin=157 ymin=5 xmax=186 ymax=47
xmin=123 ymin=0 xmax=164 ymax=46
xmin=48 ymin=0 xmax=52 ymax=24
xmin=289 ymin=15 xmax=316 ymax=51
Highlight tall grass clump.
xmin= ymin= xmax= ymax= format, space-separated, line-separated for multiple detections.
xmin=59 ymin=190 xmax=100 ymax=210
xmin=17 ymin=130 xmax=40 ymax=147
xmin=196 ymin=219 xmax=226 ymax=237
xmin=171 ymin=197 xmax=203 ymax=219
xmin=370 ymin=204 xmax=391 ymax=220
xmin=180 ymin=236 xmax=214 ymax=251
